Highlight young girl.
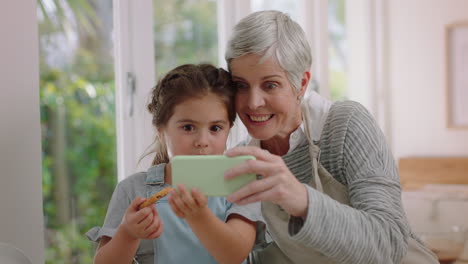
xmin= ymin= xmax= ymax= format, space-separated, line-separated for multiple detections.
xmin=86 ymin=64 xmax=258 ymax=264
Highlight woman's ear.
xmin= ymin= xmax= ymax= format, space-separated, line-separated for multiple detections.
xmin=299 ymin=71 xmax=311 ymax=97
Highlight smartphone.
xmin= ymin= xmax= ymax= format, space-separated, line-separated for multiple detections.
xmin=171 ymin=155 xmax=256 ymax=197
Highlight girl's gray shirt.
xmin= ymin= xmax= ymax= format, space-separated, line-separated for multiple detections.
xmin=86 ymin=164 xmax=262 ymax=263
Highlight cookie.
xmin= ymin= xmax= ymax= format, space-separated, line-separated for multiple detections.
xmin=139 ymin=187 xmax=173 ymax=209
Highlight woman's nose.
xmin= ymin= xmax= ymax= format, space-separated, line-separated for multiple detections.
xmin=247 ymin=88 xmax=265 ymax=109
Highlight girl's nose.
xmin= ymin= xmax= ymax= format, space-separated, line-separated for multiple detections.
xmin=194 ymin=131 xmax=209 ymax=148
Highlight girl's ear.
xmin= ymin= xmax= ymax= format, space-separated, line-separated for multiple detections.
xmin=299 ymin=71 xmax=311 ymax=97
xmin=156 ymin=127 xmax=165 ymax=142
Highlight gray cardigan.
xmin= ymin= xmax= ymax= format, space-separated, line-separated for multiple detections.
xmin=272 ymin=100 xmax=409 ymax=263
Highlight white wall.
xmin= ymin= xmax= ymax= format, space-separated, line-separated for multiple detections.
xmin=0 ymin=1 xmax=45 ymax=263
xmin=388 ymin=0 xmax=468 ymax=159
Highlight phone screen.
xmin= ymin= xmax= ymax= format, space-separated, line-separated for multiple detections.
xmin=171 ymin=155 xmax=256 ymax=196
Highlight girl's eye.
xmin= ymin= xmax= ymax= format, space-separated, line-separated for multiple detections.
xmin=210 ymin=125 xmax=223 ymax=132
xmin=182 ymin=125 xmax=195 ymax=131
xmin=234 ymin=81 xmax=248 ymax=90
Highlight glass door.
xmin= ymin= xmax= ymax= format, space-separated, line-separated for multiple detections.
xmin=153 ymin=0 xmax=219 ymax=78
xmin=38 ymin=1 xmax=117 ymax=262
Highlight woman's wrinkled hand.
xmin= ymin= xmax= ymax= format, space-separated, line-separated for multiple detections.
xmin=168 ymin=184 xmax=209 ymax=220
xmin=225 ymin=146 xmax=309 ymax=217
xmin=120 ymin=197 xmax=164 ymax=240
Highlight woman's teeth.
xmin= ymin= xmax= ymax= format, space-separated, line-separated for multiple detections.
xmin=249 ymin=114 xmax=272 ymax=122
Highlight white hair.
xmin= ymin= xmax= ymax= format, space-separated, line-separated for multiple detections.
xmin=225 ymin=10 xmax=312 ymax=91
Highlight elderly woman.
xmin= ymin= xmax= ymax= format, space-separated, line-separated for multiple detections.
xmin=224 ymin=10 xmax=438 ymax=264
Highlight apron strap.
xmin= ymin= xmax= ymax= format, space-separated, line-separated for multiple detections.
xmin=301 ymin=102 xmax=324 ymax=193
xmin=309 ymin=146 xmax=324 ymax=193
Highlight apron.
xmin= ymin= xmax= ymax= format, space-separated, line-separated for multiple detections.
xmin=250 ymin=105 xmax=438 ymax=264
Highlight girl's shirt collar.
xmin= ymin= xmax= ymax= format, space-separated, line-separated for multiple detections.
xmin=145 ymin=163 xmax=166 ymax=185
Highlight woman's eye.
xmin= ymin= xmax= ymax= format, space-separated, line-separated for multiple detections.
xmin=264 ymin=82 xmax=278 ymax=90
xmin=182 ymin=125 xmax=195 ymax=131
xmin=210 ymin=125 xmax=223 ymax=132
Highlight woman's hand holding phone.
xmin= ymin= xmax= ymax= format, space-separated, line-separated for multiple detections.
xmin=224 ymin=146 xmax=309 ymax=218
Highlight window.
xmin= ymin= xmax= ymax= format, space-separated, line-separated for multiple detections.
xmin=153 ymin=0 xmax=219 ymax=78
xmin=114 ymin=0 xmax=221 ymax=178
xmin=328 ymin=0 xmax=348 ymax=100
xmin=38 ymin=0 xmax=116 ymax=263
xmin=251 ymin=0 xmax=301 ymax=21
xmin=249 ymin=0 xmax=349 ymax=100
xmin=36 ymin=2 xmax=352 ymax=262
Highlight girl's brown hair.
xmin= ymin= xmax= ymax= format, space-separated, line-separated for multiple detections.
xmin=146 ymin=64 xmax=235 ymax=165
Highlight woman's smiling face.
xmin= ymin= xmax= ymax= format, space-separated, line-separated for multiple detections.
xmin=230 ymin=53 xmax=306 ymax=141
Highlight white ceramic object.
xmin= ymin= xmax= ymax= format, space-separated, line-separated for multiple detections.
xmin=0 ymin=242 xmax=32 ymax=264
xmin=402 ymin=184 xmax=468 ymax=261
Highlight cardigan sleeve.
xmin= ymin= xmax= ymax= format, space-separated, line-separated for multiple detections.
xmin=288 ymin=101 xmax=409 ymax=263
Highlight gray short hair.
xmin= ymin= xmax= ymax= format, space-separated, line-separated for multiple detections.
xmin=225 ymin=10 xmax=312 ymax=91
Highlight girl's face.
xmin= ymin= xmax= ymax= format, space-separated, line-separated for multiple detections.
xmin=230 ymin=53 xmax=307 ymax=141
xmin=159 ymin=93 xmax=230 ymax=158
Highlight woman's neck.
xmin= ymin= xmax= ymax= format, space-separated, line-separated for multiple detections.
xmin=261 ymin=138 xmax=290 ymax=156
xmin=261 ymin=110 xmax=303 ymax=156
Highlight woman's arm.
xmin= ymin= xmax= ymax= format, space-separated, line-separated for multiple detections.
xmin=284 ymin=101 xmax=409 ymax=263
xmin=169 ymin=185 xmax=256 ymax=264
xmin=94 ymin=198 xmax=163 ymax=264
xmin=224 ymin=101 xmax=410 ymax=263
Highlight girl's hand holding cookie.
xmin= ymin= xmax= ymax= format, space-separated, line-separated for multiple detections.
xmin=121 ymin=197 xmax=164 ymax=240
xmin=168 ymin=184 xmax=208 ymax=220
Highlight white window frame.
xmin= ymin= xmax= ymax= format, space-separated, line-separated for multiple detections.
xmin=300 ymin=0 xmax=331 ymax=99
xmin=217 ymin=0 xmax=252 ymax=69
xmin=113 ymin=0 xmax=156 ymax=181
xmin=346 ymin=0 xmax=391 ymax=143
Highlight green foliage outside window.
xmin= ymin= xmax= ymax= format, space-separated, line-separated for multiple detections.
xmin=329 ymin=0 xmax=348 ymax=101
xmin=38 ymin=0 xmax=116 ymax=263
xmin=154 ymin=0 xmax=218 ymax=78
xmin=40 ymin=63 xmax=117 ymax=264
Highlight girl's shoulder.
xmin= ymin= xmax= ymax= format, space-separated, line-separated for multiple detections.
xmin=117 ymin=171 xmax=148 ymax=190
xmin=115 ymin=165 xmax=166 ymax=200
xmin=119 ymin=163 xmax=166 ymax=189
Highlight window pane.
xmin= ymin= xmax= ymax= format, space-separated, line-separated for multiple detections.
xmin=153 ymin=0 xmax=218 ymax=79
xmin=38 ymin=1 xmax=117 ymax=263
xmin=250 ymin=1 xmax=322 ymax=94
xmin=328 ymin=0 xmax=348 ymax=100
xmin=251 ymin=0 xmax=301 ymax=23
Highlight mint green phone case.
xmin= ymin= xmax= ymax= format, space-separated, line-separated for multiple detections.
xmin=171 ymin=155 xmax=256 ymax=197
